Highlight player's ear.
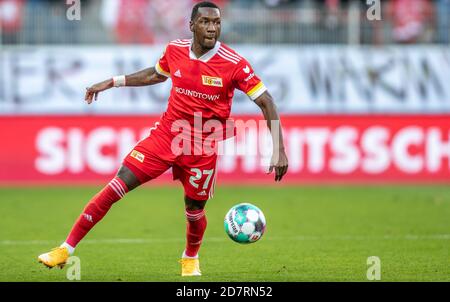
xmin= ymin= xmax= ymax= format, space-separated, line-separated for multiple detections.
xmin=189 ymin=20 xmax=194 ymax=33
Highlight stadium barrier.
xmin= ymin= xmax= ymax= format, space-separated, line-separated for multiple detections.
xmin=1 ymin=115 xmax=449 ymax=185
xmin=1 ymin=45 xmax=449 ymax=184
xmin=1 ymin=45 xmax=450 ymax=114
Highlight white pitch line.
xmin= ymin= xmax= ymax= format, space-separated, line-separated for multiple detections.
xmin=1 ymin=234 xmax=450 ymax=246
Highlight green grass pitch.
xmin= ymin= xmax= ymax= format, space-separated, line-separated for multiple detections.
xmin=0 ymin=185 xmax=449 ymax=281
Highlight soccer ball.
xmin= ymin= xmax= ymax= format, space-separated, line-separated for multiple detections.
xmin=224 ymin=203 xmax=266 ymax=244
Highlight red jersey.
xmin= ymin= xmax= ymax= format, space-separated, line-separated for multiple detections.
xmin=154 ymin=39 xmax=267 ymax=139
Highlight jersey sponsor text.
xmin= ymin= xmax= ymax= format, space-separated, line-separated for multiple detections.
xmin=175 ymin=87 xmax=221 ymax=102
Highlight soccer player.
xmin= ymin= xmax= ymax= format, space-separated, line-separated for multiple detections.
xmin=38 ymin=1 xmax=288 ymax=277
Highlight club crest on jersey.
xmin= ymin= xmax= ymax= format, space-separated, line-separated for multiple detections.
xmin=130 ymin=150 xmax=145 ymax=163
xmin=202 ymin=75 xmax=223 ymax=87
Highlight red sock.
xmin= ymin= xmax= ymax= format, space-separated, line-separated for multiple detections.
xmin=65 ymin=178 xmax=128 ymax=247
xmin=185 ymin=209 xmax=207 ymax=257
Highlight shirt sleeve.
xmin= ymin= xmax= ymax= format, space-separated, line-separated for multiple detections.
xmin=233 ymin=58 xmax=267 ymax=101
xmin=154 ymin=45 xmax=171 ymax=77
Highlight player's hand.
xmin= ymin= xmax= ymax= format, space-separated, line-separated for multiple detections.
xmin=268 ymin=149 xmax=288 ymax=182
xmin=85 ymin=80 xmax=113 ymax=104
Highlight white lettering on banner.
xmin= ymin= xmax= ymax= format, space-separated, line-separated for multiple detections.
xmin=304 ymin=128 xmax=330 ymax=173
xmin=34 ymin=124 xmax=450 ymax=177
xmin=392 ymin=127 xmax=424 ymax=174
xmin=85 ymin=128 xmax=116 ymax=174
xmin=35 ymin=128 xmax=66 ymax=175
xmin=426 ymin=128 xmax=450 ymax=173
xmin=224 ymin=125 xmax=450 ymax=175
xmin=361 ymin=127 xmax=390 ymax=174
xmin=118 ymin=128 xmax=138 ymax=161
xmin=288 ymin=129 xmax=303 ymax=173
xmin=2 ymin=46 xmax=450 ymax=114
xmin=67 ymin=128 xmax=83 ymax=173
xmin=330 ymin=127 xmax=360 ymax=174
xmin=35 ymin=127 xmax=145 ymax=175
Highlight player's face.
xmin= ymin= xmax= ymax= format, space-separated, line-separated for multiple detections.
xmin=190 ymin=7 xmax=221 ymax=50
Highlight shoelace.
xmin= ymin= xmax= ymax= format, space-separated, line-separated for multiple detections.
xmin=49 ymin=247 xmax=67 ymax=257
xmin=180 ymin=259 xmax=197 ymax=271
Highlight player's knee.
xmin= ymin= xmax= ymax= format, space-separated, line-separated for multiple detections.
xmin=184 ymin=196 xmax=207 ymax=211
xmin=116 ymin=165 xmax=141 ymax=191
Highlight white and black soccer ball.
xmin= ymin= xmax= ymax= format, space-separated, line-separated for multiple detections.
xmin=224 ymin=203 xmax=266 ymax=244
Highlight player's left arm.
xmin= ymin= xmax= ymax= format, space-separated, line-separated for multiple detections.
xmin=234 ymin=57 xmax=288 ymax=181
xmin=254 ymin=91 xmax=289 ymax=182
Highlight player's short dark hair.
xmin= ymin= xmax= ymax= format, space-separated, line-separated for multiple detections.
xmin=191 ymin=1 xmax=220 ymax=21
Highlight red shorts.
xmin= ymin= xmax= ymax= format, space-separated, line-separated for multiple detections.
xmin=122 ymin=121 xmax=218 ymax=201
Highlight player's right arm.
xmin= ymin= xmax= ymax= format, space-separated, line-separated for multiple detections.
xmin=85 ymin=44 xmax=173 ymax=104
xmin=84 ymin=67 xmax=167 ymax=104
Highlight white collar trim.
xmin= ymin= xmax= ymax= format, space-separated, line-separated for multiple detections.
xmin=189 ymin=40 xmax=221 ymax=63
